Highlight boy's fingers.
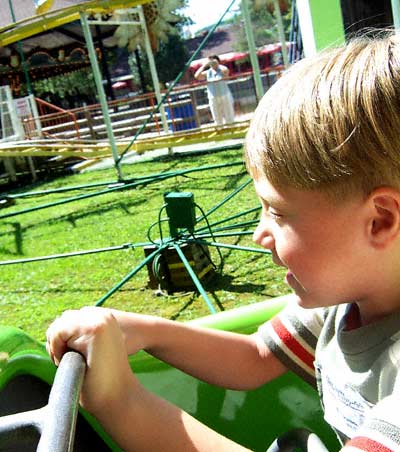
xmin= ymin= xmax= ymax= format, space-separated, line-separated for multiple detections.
xmin=46 ymin=328 xmax=70 ymax=366
xmin=46 ymin=311 xmax=80 ymax=365
xmin=46 ymin=307 xmax=115 ymax=365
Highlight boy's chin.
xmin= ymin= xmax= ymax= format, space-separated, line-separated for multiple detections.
xmin=293 ymin=292 xmax=342 ymax=310
xmin=285 ymin=276 xmax=329 ymax=309
xmin=291 ymin=292 xmax=323 ymax=309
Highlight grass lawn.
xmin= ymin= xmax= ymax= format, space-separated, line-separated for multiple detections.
xmin=0 ymin=148 xmax=290 ymax=341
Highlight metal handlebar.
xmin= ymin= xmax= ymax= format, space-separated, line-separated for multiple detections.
xmin=0 ymin=351 xmax=86 ymax=452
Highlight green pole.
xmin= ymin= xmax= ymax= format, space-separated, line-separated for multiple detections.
xmin=241 ymin=0 xmax=264 ymax=101
xmin=296 ymin=0 xmax=345 ymax=56
xmin=8 ymin=0 xmax=33 ymax=94
xmin=173 ymin=243 xmax=217 ymax=314
xmin=0 ymin=161 xmax=243 ymax=220
xmin=80 ymin=12 xmax=123 ymax=180
xmin=392 ymin=0 xmax=400 ymax=31
xmin=271 ymin=0 xmax=289 ymax=68
xmin=95 ymin=244 xmax=168 ymax=306
xmin=196 ymin=178 xmax=253 ymax=222
xmin=194 ymin=231 xmax=254 ymax=238
xmin=195 ymin=206 xmax=260 ymax=232
xmin=197 ymin=220 xmax=258 ymax=234
xmin=138 ymin=6 xmax=170 ymax=136
xmin=0 ymin=243 xmax=143 ymax=266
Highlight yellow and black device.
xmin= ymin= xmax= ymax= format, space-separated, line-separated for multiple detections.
xmin=144 ymin=192 xmax=215 ymax=292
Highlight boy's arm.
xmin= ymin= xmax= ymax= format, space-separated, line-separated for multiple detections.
xmin=46 ymin=307 xmax=253 ymax=452
xmin=96 ymin=379 xmax=253 ymax=452
xmin=110 ymin=308 xmax=288 ymax=390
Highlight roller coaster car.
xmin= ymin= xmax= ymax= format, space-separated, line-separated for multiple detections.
xmin=0 ymin=295 xmax=340 ymax=451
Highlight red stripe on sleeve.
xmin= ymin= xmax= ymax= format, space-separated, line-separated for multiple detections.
xmin=271 ymin=316 xmax=315 ymax=370
xmin=347 ymin=436 xmax=394 ymax=452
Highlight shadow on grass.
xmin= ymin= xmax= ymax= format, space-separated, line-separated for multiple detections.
xmin=165 ymin=272 xmax=268 ymax=319
xmin=206 ymin=273 xmax=266 ymax=295
xmin=170 ymin=296 xmax=196 ymax=320
xmin=5 ymin=169 xmax=246 ymax=236
xmin=222 ymin=171 xmax=248 ymax=192
xmin=0 ymin=246 xmax=19 ymax=256
xmin=0 ymin=195 xmax=154 ymax=253
xmin=5 ymin=287 xmax=114 ymax=294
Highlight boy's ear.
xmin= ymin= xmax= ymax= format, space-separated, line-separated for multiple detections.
xmin=367 ymin=187 xmax=400 ymax=248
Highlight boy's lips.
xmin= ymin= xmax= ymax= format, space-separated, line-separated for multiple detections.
xmin=285 ymin=271 xmax=304 ymax=293
xmin=285 ymin=271 xmax=296 ymax=288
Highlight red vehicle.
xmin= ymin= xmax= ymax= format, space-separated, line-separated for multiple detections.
xmin=187 ymin=43 xmax=285 ymax=82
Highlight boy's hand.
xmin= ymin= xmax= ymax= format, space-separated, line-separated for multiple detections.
xmin=46 ymin=307 xmax=137 ymax=414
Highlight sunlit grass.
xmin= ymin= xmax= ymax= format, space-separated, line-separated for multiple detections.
xmin=0 ymin=149 xmax=289 ymax=340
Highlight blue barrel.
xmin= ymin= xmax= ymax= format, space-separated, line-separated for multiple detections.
xmin=166 ymin=94 xmax=197 ymax=132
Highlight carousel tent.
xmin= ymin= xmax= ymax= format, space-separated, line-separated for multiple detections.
xmin=0 ymin=0 xmax=141 ymax=98
xmin=0 ymin=1 xmax=96 ymax=61
xmin=0 ymin=0 xmax=150 ymax=186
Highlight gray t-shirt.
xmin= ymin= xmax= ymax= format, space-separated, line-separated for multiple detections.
xmin=256 ymin=301 xmax=400 ymax=448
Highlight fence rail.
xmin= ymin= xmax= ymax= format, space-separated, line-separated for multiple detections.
xmin=0 ymin=67 xmax=283 ymax=187
xmin=24 ymin=67 xmax=284 ymax=143
xmin=28 ymin=98 xmax=81 ymax=140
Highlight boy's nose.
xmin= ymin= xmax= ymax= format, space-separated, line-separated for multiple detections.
xmin=252 ymin=219 xmax=274 ymax=250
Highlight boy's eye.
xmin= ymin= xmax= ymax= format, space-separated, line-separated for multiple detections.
xmin=268 ymin=208 xmax=283 ymax=219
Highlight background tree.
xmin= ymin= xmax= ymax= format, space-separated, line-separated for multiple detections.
xmin=32 ymin=68 xmax=97 ymax=107
xmin=113 ymin=0 xmax=190 ymax=92
xmin=232 ymin=0 xmax=292 ymax=52
xmin=156 ymin=33 xmax=189 ymax=84
xmin=129 ymin=31 xmax=189 ymax=91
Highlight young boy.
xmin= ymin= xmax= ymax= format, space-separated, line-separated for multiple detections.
xmin=46 ymin=32 xmax=400 ymax=451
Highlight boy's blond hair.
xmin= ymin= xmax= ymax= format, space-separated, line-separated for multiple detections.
xmin=245 ymin=32 xmax=400 ymax=199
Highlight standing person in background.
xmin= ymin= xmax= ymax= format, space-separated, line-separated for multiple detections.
xmin=194 ymin=54 xmax=235 ymax=125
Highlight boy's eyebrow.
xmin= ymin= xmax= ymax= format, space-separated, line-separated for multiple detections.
xmin=256 ymin=186 xmax=285 ymax=206
xmin=259 ymin=195 xmax=289 ymax=213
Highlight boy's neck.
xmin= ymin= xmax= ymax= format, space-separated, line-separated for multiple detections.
xmin=356 ymin=294 xmax=400 ymax=326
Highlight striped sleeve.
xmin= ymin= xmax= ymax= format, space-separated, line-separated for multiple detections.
xmin=344 ymin=396 xmax=400 ymax=452
xmin=256 ymin=302 xmax=325 ymax=386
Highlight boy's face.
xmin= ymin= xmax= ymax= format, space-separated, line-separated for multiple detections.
xmin=253 ymin=178 xmax=370 ymax=310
